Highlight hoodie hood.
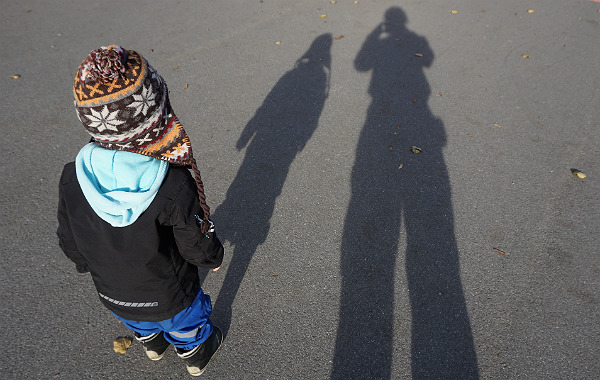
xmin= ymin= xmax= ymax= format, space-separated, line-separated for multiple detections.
xmin=75 ymin=142 xmax=168 ymax=227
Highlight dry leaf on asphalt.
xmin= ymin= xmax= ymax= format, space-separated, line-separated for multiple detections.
xmin=335 ymin=35 xmax=344 ymax=40
xmin=451 ymin=10 xmax=458 ymax=14
xmin=521 ymin=54 xmax=530 ymax=59
xmin=571 ymin=169 xmax=587 ymax=179
xmin=11 ymin=74 xmax=21 ymax=79
xmin=410 ymin=146 xmax=422 ymax=154
xmin=113 ymin=337 xmax=133 ymax=354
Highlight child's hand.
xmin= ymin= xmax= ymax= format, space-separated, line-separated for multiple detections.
xmin=212 ymin=266 xmax=220 ymax=272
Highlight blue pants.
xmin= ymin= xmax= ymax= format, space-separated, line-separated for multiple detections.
xmin=112 ymin=289 xmax=213 ymax=350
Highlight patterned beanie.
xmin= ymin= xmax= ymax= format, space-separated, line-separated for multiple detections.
xmin=73 ymin=45 xmax=212 ymax=232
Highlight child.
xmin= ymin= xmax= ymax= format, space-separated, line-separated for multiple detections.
xmin=57 ymin=45 xmax=224 ymax=377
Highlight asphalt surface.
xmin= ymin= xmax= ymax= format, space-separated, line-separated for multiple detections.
xmin=1 ymin=0 xmax=599 ymax=379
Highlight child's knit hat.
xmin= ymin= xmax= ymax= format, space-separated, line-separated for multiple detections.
xmin=73 ymin=45 xmax=212 ymax=232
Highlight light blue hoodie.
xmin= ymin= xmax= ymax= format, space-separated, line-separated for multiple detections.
xmin=75 ymin=142 xmax=169 ymax=227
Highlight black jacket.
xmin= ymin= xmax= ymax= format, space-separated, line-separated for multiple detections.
xmin=57 ymin=162 xmax=223 ymax=321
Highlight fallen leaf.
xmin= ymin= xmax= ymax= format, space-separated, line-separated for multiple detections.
xmin=412 ymin=98 xmax=417 ymax=103
xmin=172 ymin=66 xmax=179 ymax=70
xmin=10 ymin=74 xmax=21 ymax=79
xmin=466 ymin=134 xmax=474 ymax=138
xmin=571 ymin=169 xmax=587 ymax=179
xmin=185 ymin=83 xmax=189 ymax=89
xmin=438 ymin=93 xmax=442 ymax=96
xmin=528 ymin=9 xmax=535 ymax=13
xmin=275 ymin=41 xmax=281 ymax=45
xmin=398 ymin=163 xmax=404 ymax=169
xmin=493 ymin=248 xmax=506 ymax=256
xmin=493 ymin=123 xmax=501 ymax=128
xmin=409 ymin=146 xmax=422 ymax=154
xmin=521 ymin=54 xmax=530 ymax=59
xmin=335 ymin=35 xmax=344 ymax=40
xmin=330 ymin=0 xmax=337 ymax=3
xmin=113 ymin=337 xmax=133 ymax=354
xmin=414 ymin=53 xmax=423 ymax=57
xmin=388 ymin=145 xmax=393 ymax=151
xmin=451 ymin=10 xmax=459 ymax=14
xmin=320 ymin=14 xmax=327 ymax=18
xmin=149 ymin=49 xmax=154 ymax=53
xmin=354 ymin=1 xmax=359 ymax=4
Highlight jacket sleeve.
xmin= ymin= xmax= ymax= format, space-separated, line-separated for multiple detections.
xmin=57 ymin=175 xmax=89 ymax=273
xmin=170 ymin=173 xmax=224 ymax=269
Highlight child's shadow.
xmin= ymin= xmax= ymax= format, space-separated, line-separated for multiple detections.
xmin=201 ymin=34 xmax=332 ymax=336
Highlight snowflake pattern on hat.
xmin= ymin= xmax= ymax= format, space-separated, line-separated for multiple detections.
xmin=130 ymin=84 xmax=156 ymax=117
xmin=84 ymin=106 xmax=126 ymax=132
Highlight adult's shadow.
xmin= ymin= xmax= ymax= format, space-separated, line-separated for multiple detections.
xmin=206 ymin=34 xmax=332 ymax=336
xmin=331 ymin=8 xmax=479 ymax=380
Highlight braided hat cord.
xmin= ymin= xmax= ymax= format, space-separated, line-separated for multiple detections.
xmin=190 ymin=157 xmax=211 ymax=234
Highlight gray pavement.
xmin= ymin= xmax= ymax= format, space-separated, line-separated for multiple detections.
xmin=1 ymin=0 xmax=599 ymax=379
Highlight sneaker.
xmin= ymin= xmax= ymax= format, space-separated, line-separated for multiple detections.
xmin=176 ymin=326 xmax=223 ymax=376
xmin=134 ymin=331 xmax=171 ymax=361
